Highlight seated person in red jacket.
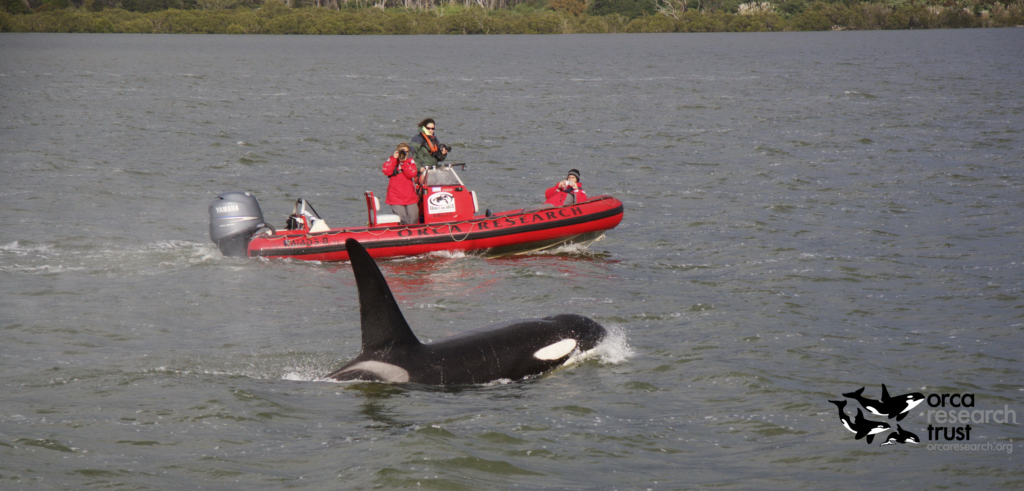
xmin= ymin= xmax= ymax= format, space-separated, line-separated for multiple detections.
xmin=381 ymin=143 xmax=420 ymax=225
xmin=525 ymin=169 xmax=587 ymax=212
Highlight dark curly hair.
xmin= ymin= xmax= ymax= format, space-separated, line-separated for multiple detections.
xmin=417 ymin=118 xmax=436 ymax=129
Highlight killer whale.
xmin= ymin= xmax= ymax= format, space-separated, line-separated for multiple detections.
xmin=829 ymin=399 xmax=891 ymax=444
xmin=880 ymin=424 xmax=920 ymax=446
xmin=844 ymin=385 xmax=925 ymax=421
xmin=326 ymin=238 xmax=608 ymax=385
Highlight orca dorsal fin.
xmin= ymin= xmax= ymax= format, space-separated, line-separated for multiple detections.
xmin=345 ymin=239 xmax=420 ymax=354
xmin=880 ymin=384 xmax=891 ymax=402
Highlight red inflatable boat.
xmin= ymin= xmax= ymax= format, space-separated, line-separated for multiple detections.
xmin=209 ymin=164 xmax=624 ymax=262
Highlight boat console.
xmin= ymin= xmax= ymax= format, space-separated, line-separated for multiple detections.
xmin=419 ymin=164 xmax=478 ymax=224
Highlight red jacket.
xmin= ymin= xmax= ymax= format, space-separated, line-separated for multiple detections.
xmin=544 ymin=182 xmax=587 ymax=207
xmin=382 ymin=156 xmax=419 ymax=206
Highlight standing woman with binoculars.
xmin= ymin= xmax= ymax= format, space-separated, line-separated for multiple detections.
xmin=381 ymin=143 xmax=419 ymax=225
xmin=410 ymin=118 xmax=451 ymax=168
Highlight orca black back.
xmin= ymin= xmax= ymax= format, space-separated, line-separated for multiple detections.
xmin=326 ymin=239 xmax=608 ymax=385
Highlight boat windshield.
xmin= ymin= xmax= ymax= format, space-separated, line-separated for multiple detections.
xmin=423 ymin=167 xmax=463 ymax=186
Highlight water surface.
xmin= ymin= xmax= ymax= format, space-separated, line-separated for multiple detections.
xmin=1 ymin=30 xmax=1023 ymax=489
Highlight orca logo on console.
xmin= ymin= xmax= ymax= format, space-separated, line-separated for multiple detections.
xmin=427 ymin=192 xmax=456 ymax=214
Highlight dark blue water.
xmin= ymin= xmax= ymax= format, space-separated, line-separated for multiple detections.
xmin=2 ymin=30 xmax=1023 ymax=489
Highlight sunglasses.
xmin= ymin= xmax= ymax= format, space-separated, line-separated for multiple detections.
xmin=425 ymin=126 xmax=436 ymax=130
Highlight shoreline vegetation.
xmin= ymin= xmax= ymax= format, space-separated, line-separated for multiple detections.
xmin=2 ymin=0 xmax=1023 ymax=33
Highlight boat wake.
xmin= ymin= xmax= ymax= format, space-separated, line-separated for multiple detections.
xmin=533 ymin=241 xmax=603 ymax=257
xmin=424 ymin=249 xmax=467 ymax=259
xmin=1 ymin=240 xmax=222 ymax=277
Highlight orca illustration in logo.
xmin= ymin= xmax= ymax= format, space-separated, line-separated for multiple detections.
xmin=844 ymin=385 xmax=925 ymax=421
xmin=326 ymin=238 xmax=608 ymax=385
xmin=829 ymin=399 xmax=891 ymax=444
xmin=878 ymin=384 xmax=925 ymax=421
xmin=842 ymin=387 xmax=886 ymax=417
xmin=428 ymin=193 xmax=454 ymax=206
xmin=879 ymin=425 xmax=920 ymax=446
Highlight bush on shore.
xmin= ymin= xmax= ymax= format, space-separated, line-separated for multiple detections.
xmin=2 ymin=0 xmax=1023 ymax=33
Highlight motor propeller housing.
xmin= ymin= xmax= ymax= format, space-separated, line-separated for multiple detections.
xmin=208 ymin=191 xmax=267 ymax=257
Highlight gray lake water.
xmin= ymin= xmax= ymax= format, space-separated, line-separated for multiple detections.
xmin=2 ymin=29 xmax=1023 ymax=489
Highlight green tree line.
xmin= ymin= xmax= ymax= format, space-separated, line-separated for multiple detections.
xmin=2 ymin=0 xmax=1022 ymax=33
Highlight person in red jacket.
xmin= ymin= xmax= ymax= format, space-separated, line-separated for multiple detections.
xmin=381 ymin=143 xmax=420 ymax=225
xmin=525 ymin=169 xmax=587 ymax=212
xmin=544 ymin=169 xmax=587 ymax=207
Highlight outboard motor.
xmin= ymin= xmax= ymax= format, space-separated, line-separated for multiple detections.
xmin=208 ymin=191 xmax=270 ymax=257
